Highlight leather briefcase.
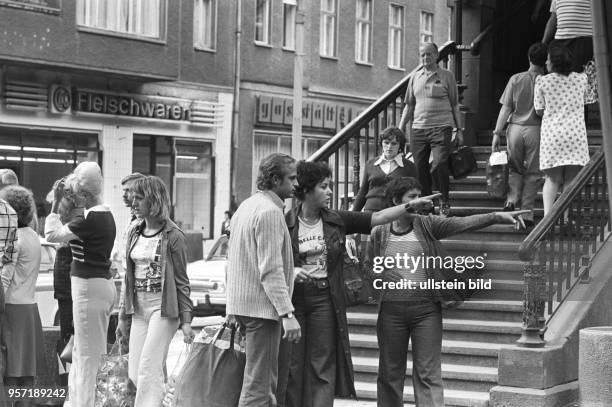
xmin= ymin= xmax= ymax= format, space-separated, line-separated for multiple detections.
xmin=449 ymin=145 xmax=477 ymax=179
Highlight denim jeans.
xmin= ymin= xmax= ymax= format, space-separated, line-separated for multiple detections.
xmin=283 ymin=282 xmax=337 ymax=407
xmin=236 ymin=315 xmax=282 ymax=407
xmin=68 ymin=276 xmax=116 ymax=407
xmin=506 ymin=123 xmax=543 ymax=221
xmin=411 ymin=126 xmax=453 ymax=202
xmin=377 ymin=300 xmax=444 ymax=407
xmin=128 ymin=291 xmax=179 ymax=407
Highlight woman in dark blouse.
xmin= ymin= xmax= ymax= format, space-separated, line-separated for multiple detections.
xmin=352 ymin=126 xmax=417 ymax=212
xmin=45 ymin=162 xmax=116 ymax=407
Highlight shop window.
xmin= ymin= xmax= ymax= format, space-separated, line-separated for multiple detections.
xmin=255 ymin=0 xmax=271 ymax=45
xmin=420 ymin=11 xmax=434 ymax=44
xmin=283 ymin=0 xmax=297 ymax=50
xmin=355 ymin=0 xmax=372 ymax=64
xmin=388 ymin=4 xmax=404 ymax=69
xmin=132 ymin=135 xmax=214 ymax=240
xmin=194 ymin=0 xmax=216 ymax=50
xmin=320 ymin=0 xmax=337 ymax=58
xmin=0 ymin=128 xmax=100 ymax=235
xmin=76 ymin=0 xmax=165 ymax=40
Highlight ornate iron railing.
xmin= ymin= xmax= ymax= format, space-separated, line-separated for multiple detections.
xmin=516 ymin=147 xmax=611 ymax=347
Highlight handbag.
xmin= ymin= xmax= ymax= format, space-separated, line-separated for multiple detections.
xmin=449 ymin=145 xmax=477 ymax=179
xmin=59 ymin=335 xmax=74 ymax=364
xmin=174 ymin=323 xmax=246 ymax=407
xmin=486 ymin=151 xmax=509 ymax=199
xmin=342 ymin=237 xmax=371 ymax=307
xmin=584 ymin=60 xmax=598 ymax=104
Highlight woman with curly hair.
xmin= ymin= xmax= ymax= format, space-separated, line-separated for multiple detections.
xmin=45 ymin=162 xmax=116 ymax=407
xmin=278 ymin=161 xmax=435 ymax=407
xmin=0 ymin=185 xmax=44 ymax=404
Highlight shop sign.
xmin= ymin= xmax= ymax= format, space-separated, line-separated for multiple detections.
xmin=257 ymin=96 xmax=353 ymax=131
xmin=49 ymin=85 xmax=191 ymax=121
xmin=0 ymin=0 xmax=61 ymax=14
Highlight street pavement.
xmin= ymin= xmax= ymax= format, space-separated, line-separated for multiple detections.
xmin=166 ymin=316 xmax=377 ymax=407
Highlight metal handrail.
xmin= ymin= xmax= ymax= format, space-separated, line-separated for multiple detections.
xmin=516 ymin=146 xmax=611 ymax=347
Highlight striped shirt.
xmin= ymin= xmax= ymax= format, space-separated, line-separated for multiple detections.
xmin=405 ymin=66 xmax=458 ymax=129
xmin=551 ymin=0 xmax=592 ymax=39
xmin=0 ymin=199 xmax=17 ymax=269
xmin=226 ymin=190 xmax=294 ymax=320
xmin=382 ymin=228 xmax=427 ymax=302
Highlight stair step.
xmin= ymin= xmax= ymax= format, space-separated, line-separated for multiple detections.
xmin=353 ymin=357 xmax=498 ymax=392
xmin=350 ymin=333 xmax=503 ymax=356
xmin=348 ymin=313 xmax=521 ymax=343
xmin=445 ymin=300 xmax=523 ymax=322
xmin=354 ymin=381 xmax=489 ymax=407
xmin=352 ymin=356 xmax=498 ymax=383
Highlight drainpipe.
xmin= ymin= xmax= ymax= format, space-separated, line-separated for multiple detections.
xmin=229 ymin=0 xmax=241 ymax=211
xmin=591 ymin=0 xmax=612 ymax=216
xmin=292 ymin=0 xmax=305 ymax=159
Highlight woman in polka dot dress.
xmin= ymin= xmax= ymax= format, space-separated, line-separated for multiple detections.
xmin=534 ymin=46 xmax=595 ymax=215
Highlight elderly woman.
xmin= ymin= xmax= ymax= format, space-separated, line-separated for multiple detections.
xmin=534 ymin=46 xmax=594 ymax=215
xmin=278 ymin=161 xmax=435 ymax=407
xmin=0 ymin=186 xmax=44 ymax=403
xmin=116 ymin=176 xmax=194 ymax=407
xmin=45 ymin=162 xmax=116 ymax=407
xmin=368 ymin=177 xmax=528 ymax=407
xmin=352 ymin=126 xmax=417 ymax=212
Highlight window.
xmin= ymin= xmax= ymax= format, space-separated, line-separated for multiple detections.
xmin=194 ymin=0 xmax=216 ymax=50
xmin=388 ymin=4 xmax=404 ymax=68
xmin=283 ymin=0 xmax=297 ymax=50
xmin=420 ymin=11 xmax=434 ymax=44
xmin=355 ymin=0 xmax=372 ymax=63
xmin=76 ymin=0 xmax=164 ymax=39
xmin=255 ymin=0 xmax=271 ymax=44
xmin=320 ymin=0 xmax=337 ymax=57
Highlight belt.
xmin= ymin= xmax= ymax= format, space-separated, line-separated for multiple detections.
xmin=135 ymin=278 xmax=162 ymax=293
xmin=299 ymin=278 xmax=330 ymax=289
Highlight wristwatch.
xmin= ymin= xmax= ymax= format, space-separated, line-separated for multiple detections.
xmin=404 ymin=204 xmax=416 ymax=213
xmin=281 ymin=312 xmax=295 ymax=319
xmin=455 ymin=127 xmax=465 ymax=132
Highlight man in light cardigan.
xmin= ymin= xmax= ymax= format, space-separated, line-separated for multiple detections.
xmin=226 ymin=153 xmax=302 ymax=407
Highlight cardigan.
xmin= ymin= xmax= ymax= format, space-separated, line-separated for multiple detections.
xmin=353 ymin=155 xmax=417 ymax=212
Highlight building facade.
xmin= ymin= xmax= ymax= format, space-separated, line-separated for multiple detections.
xmin=0 ymin=0 xmax=235 ymax=253
xmin=235 ymin=0 xmax=452 ymax=203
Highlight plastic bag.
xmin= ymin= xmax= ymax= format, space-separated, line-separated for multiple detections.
xmin=486 ymin=151 xmax=509 ymax=199
xmin=162 ymin=343 xmax=191 ymax=407
xmin=94 ymin=341 xmax=136 ymax=407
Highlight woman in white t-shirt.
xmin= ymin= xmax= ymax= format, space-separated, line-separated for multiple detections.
xmin=116 ymin=176 xmax=194 ymax=407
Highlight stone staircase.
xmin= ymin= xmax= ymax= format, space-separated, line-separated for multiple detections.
xmin=347 ymin=127 xmax=603 ymax=406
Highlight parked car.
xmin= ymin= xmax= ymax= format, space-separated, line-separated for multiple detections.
xmin=35 ymin=239 xmax=123 ymax=335
xmin=187 ymin=234 xmax=228 ymax=317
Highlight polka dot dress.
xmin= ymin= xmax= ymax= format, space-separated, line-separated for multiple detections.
xmin=534 ymin=72 xmax=590 ymax=170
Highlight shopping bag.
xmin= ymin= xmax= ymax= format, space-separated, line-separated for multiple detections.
xmin=584 ymin=60 xmax=598 ymax=104
xmin=94 ymin=340 xmax=136 ymax=407
xmin=174 ymin=323 xmax=246 ymax=407
xmin=486 ymin=152 xmax=509 ymax=199
xmin=162 ymin=343 xmax=191 ymax=407
xmin=449 ymin=145 xmax=477 ymax=179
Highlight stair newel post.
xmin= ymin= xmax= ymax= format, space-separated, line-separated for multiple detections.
xmin=516 ymin=258 xmax=547 ymax=347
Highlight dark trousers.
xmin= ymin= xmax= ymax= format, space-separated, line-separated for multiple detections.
xmin=550 ymin=36 xmax=593 ymax=73
xmin=411 ymin=126 xmax=453 ymax=202
xmin=377 ymin=301 xmax=444 ymax=407
xmin=282 ymin=282 xmax=337 ymax=407
xmin=57 ymin=298 xmax=74 ymax=343
xmin=236 ymin=315 xmax=282 ymax=407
